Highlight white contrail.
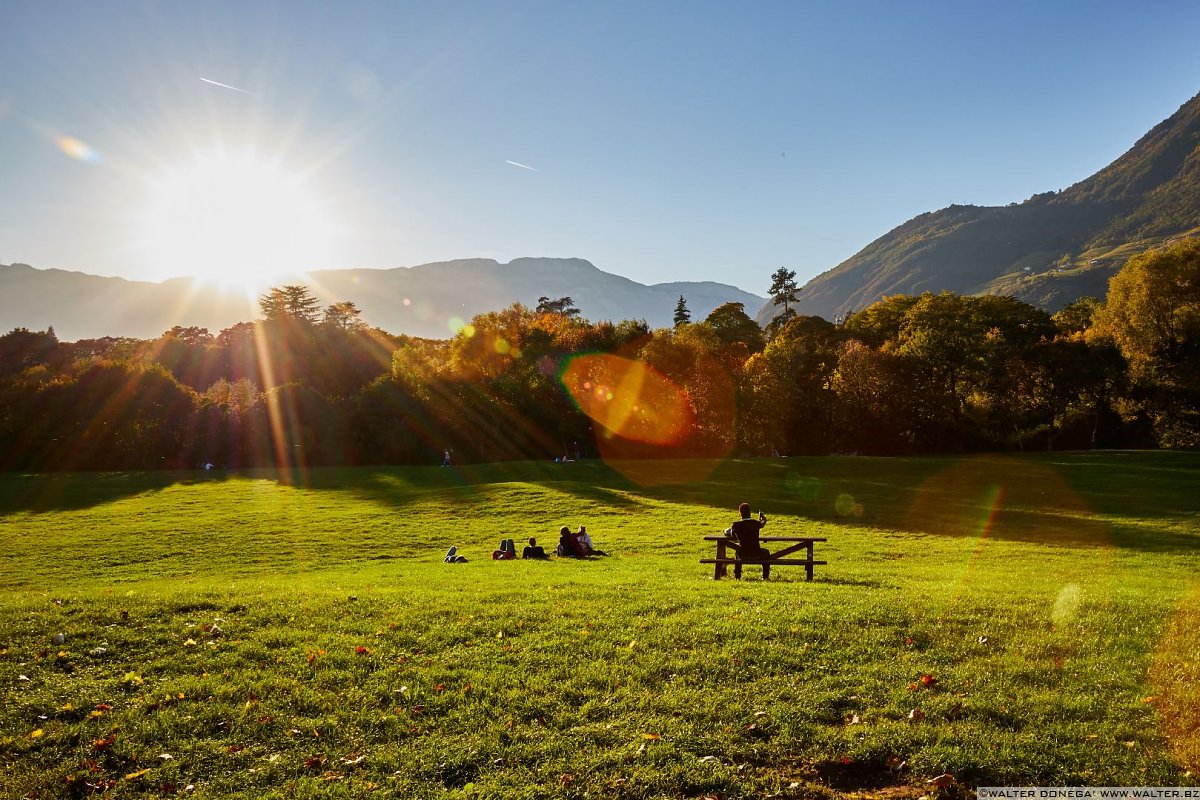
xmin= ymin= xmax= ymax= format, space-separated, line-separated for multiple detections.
xmin=200 ymin=77 xmax=249 ymax=94
xmin=505 ymin=159 xmax=539 ymax=172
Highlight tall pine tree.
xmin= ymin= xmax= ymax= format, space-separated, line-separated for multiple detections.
xmin=673 ymin=295 xmax=691 ymax=327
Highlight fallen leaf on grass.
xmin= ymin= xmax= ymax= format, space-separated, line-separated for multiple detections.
xmin=920 ymin=673 xmax=937 ymax=688
xmin=908 ymin=708 xmax=926 ymax=722
xmin=355 ymin=645 xmax=371 ymax=655
xmin=18 ymin=674 xmax=30 ymax=682
xmin=927 ymin=773 xmax=955 ymax=788
xmin=342 ymin=754 xmax=366 ymax=765
xmin=29 ymin=729 xmax=44 ymax=739
xmin=93 ymin=735 xmax=116 ymax=750
xmin=304 ymin=755 xmax=327 ymax=769
xmin=560 ymin=774 xmax=574 ymax=786
xmin=184 ymin=639 xmax=197 ymax=647
xmin=843 ymin=713 xmax=861 ymax=725
xmin=1141 ymin=695 xmax=1157 ymax=704
xmin=124 ymin=769 xmax=151 ymax=781
xmin=642 ymin=732 xmax=661 ymax=740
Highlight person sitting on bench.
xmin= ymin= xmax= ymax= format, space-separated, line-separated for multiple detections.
xmin=727 ymin=503 xmax=770 ymax=578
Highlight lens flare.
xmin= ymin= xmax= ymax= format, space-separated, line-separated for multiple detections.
xmin=561 ymin=354 xmax=691 ymax=446
xmin=1149 ymin=587 xmax=1200 ymax=771
xmin=1051 ymin=584 xmax=1082 ymax=627
xmin=786 ymin=473 xmax=822 ymax=502
xmin=56 ymin=135 xmax=101 ymax=163
xmin=904 ymin=455 xmax=1113 ymax=616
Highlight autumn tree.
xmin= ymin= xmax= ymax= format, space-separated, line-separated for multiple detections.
xmin=322 ymin=301 xmax=367 ymax=331
xmin=1095 ymin=238 xmax=1200 ymax=446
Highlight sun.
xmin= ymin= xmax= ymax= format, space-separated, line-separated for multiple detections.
xmin=136 ymin=149 xmax=338 ymax=289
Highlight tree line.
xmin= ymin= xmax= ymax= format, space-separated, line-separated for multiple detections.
xmin=1 ymin=239 xmax=1197 ymax=472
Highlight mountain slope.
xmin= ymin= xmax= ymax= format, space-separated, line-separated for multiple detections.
xmin=0 ymin=259 xmax=764 ymax=341
xmin=785 ymin=90 xmax=1200 ymax=321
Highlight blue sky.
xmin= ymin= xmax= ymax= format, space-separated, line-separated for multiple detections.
xmin=2 ymin=1 xmax=1199 ymax=294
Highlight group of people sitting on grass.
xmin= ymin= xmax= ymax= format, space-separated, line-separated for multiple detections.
xmin=444 ymin=525 xmax=609 ymax=563
xmin=446 ymin=503 xmax=765 ymax=565
xmin=556 ymin=525 xmax=608 ymax=558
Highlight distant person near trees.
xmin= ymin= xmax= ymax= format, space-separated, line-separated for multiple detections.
xmin=442 ymin=449 xmax=452 ymax=467
xmin=727 ymin=503 xmax=769 ymax=577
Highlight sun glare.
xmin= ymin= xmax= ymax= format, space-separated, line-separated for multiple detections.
xmin=136 ymin=150 xmax=338 ymax=289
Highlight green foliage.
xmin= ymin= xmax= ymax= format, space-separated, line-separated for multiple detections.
xmin=702 ymin=302 xmax=765 ymax=354
xmin=1053 ymin=297 xmax=1104 ymax=337
xmin=1 ymin=453 xmax=1198 ymax=795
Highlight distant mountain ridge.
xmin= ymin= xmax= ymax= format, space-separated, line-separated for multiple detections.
xmin=0 ymin=258 xmax=765 ymax=341
xmin=784 ymin=89 xmax=1200 ymax=321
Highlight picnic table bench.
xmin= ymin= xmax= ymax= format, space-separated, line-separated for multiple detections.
xmin=701 ymin=535 xmax=827 ymax=581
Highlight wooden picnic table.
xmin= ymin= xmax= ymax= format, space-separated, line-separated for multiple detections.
xmin=701 ymin=535 xmax=827 ymax=581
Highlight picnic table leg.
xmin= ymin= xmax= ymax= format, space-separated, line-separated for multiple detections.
xmin=805 ymin=542 xmax=814 ymax=582
xmin=714 ymin=539 xmax=726 ymax=580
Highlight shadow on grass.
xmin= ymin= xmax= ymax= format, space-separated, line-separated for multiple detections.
xmin=0 ymin=469 xmax=224 ymax=514
xmin=4 ymin=452 xmax=1199 ymax=556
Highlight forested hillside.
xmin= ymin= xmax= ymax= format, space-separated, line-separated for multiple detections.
xmin=3 ymin=239 xmax=1198 ymax=471
xmin=788 ymin=90 xmax=1200 ymax=320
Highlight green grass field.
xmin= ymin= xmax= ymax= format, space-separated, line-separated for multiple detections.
xmin=3 ymin=453 xmax=1200 ymax=798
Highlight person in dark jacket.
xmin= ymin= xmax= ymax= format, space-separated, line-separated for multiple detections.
xmin=522 ymin=537 xmax=548 ymax=559
xmin=557 ymin=526 xmax=583 ymax=557
xmin=727 ymin=502 xmax=769 ymax=578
